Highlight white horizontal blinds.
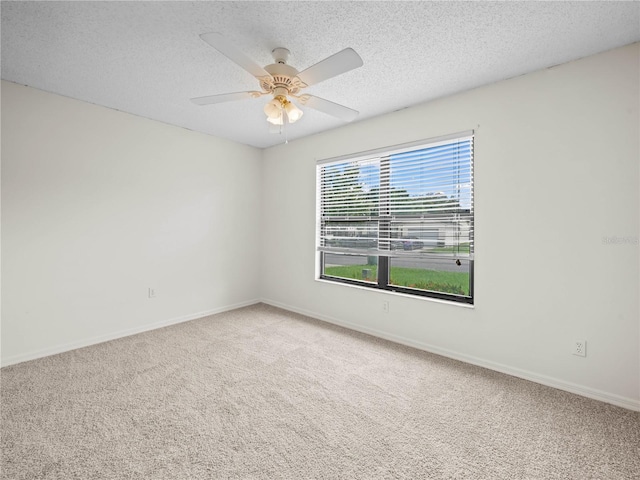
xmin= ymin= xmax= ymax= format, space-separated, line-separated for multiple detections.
xmin=385 ymin=137 xmax=473 ymax=258
xmin=319 ymin=161 xmax=380 ymax=216
xmin=318 ymin=134 xmax=473 ymax=258
xmin=319 ymin=160 xmax=380 ymax=253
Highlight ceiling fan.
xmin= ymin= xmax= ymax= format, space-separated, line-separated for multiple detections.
xmin=191 ymin=33 xmax=363 ymax=127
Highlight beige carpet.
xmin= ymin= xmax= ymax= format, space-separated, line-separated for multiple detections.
xmin=1 ymin=303 xmax=639 ymax=479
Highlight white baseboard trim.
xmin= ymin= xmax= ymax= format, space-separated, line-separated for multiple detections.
xmin=1 ymin=298 xmax=261 ymax=368
xmin=260 ymin=298 xmax=640 ymax=412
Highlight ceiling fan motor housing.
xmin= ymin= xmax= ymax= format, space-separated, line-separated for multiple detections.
xmin=262 ymin=58 xmax=304 ymax=95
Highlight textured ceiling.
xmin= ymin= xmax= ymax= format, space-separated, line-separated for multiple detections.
xmin=2 ymin=1 xmax=639 ymax=148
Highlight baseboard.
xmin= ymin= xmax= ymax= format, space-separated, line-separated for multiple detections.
xmin=260 ymin=298 xmax=640 ymax=412
xmin=1 ymin=298 xmax=261 ymax=368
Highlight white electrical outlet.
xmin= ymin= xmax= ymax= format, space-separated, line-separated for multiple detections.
xmin=382 ymin=301 xmax=389 ymax=313
xmin=572 ymin=340 xmax=587 ymax=357
xmin=148 ymin=288 xmax=156 ymax=299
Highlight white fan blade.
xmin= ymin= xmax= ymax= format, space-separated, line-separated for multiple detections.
xmin=296 ymin=48 xmax=363 ymax=87
xmin=200 ymin=32 xmax=270 ymax=78
xmin=298 ymin=95 xmax=359 ymax=122
xmin=191 ymin=91 xmax=259 ymax=105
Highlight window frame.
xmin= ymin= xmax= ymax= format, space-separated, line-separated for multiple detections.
xmin=316 ymin=131 xmax=475 ymax=305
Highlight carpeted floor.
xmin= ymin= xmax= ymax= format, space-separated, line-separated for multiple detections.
xmin=1 ymin=303 xmax=639 ymax=479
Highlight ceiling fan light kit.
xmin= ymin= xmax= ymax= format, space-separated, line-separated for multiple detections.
xmin=264 ymin=94 xmax=304 ymax=125
xmin=191 ymin=33 xmax=363 ymax=130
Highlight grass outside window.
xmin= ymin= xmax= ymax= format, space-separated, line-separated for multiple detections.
xmin=324 ymin=263 xmax=470 ymax=296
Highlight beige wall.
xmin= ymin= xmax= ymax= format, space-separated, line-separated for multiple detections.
xmin=260 ymin=43 xmax=640 ymax=409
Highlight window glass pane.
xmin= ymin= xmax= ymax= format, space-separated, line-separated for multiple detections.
xmin=389 ymin=257 xmax=471 ymax=297
xmin=388 ymin=218 xmax=471 ymax=254
xmin=323 ymin=221 xmax=378 ymax=250
xmin=323 ymin=253 xmax=378 ymax=284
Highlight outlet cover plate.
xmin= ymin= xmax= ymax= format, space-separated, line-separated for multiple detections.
xmin=572 ymin=340 xmax=586 ymax=357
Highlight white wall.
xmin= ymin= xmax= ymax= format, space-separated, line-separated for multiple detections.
xmin=1 ymin=81 xmax=262 ymax=365
xmin=260 ymin=44 xmax=640 ymax=410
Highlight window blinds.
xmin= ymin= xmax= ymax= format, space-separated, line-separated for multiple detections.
xmin=317 ymin=133 xmax=474 ymax=259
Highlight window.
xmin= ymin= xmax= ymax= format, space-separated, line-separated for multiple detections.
xmin=317 ymin=131 xmax=474 ymax=304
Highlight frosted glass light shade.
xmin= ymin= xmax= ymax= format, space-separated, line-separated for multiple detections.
xmin=264 ymin=98 xmax=282 ymax=119
xmin=284 ymin=101 xmax=303 ymax=123
xmin=266 ymin=112 xmax=283 ymax=125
